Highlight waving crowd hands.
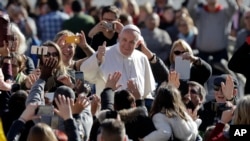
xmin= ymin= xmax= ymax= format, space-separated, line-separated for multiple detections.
xmin=221 ymin=75 xmax=235 ymax=100
xmin=21 ymin=94 xmax=91 ymax=123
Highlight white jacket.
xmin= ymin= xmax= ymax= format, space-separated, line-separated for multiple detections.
xmin=144 ymin=112 xmax=198 ymax=141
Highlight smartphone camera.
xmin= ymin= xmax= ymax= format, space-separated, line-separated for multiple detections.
xmin=35 ymin=105 xmax=54 ymax=116
xmin=104 ymin=22 xmax=114 ymax=31
xmin=65 ymin=36 xmax=80 ymax=44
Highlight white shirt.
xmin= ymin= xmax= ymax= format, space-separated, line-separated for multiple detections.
xmin=80 ymin=43 xmax=156 ymax=97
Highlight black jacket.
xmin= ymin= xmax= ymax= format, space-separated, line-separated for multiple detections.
xmin=228 ymin=41 xmax=250 ymax=94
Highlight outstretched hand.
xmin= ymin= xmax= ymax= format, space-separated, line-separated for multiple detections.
xmin=70 ymin=94 xmax=90 ymax=114
xmin=20 ymin=103 xmax=40 ymax=122
xmin=54 ymin=94 xmax=73 ymax=120
xmin=168 ymin=70 xmax=180 ymax=88
xmin=40 ymin=57 xmax=58 ymax=80
xmin=105 ymin=71 xmax=122 ymax=91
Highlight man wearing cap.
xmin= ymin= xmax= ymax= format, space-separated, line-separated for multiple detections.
xmin=198 ymin=74 xmax=237 ymax=133
xmin=80 ymin=24 xmax=156 ymax=99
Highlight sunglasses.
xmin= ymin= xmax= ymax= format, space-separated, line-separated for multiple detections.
xmin=213 ymin=86 xmax=221 ymax=91
xmin=173 ymin=50 xmax=186 ymax=55
xmin=44 ymin=52 xmax=59 ymax=57
xmin=190 ymin=89 xmax=198 ymax=94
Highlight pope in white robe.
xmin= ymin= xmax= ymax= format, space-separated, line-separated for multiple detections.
xmin=80 ymin=24 xmax=156 ymax=98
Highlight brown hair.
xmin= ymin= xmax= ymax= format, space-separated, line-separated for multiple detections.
xmin=150 ymin=84 xmax=188 ymax=121
xmin=40 ymin=40 xmax=67 ymax=76
xmin=27 ymin=123 xmax=57 ymax=141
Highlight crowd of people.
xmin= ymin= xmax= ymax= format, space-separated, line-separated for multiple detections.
xmin=0 ymin=0 xmax=250 ymax=141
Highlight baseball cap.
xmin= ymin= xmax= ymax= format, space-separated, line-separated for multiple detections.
xmin=213 ymin=74 xmax=238 ymax=89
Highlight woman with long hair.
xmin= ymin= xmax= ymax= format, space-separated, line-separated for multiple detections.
xmin=142 ymin=84 xmax=198 ymax=141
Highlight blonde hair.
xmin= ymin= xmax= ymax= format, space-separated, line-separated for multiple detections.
xmin=177 ymin=15 xmax=195 ymax=30
xmin=233 ymin=95 xmax=250 ymax=124
xmin=53 ymin=30 xmax=75 ymax=43
xmin=139 ymin=2 xmax=153 ymax=15
xmin=127 ymin=0 xmax=140 ymax=16
xmin=169 ymin=39 xmax=193 ymax=65
xmin=40 ymin=40 xmax=68 ymax=76
xmin=9 ymin=23 xmax=27 ymax=54
xmin=27 ymin=123 xmax=57 ymax=141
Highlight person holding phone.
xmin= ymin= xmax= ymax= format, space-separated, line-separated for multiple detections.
xmin=168 ymin=39 xmax=212 ymax=86
xmin=88 ymin=5 xmax=124 ymax=51
xmin=81 ymin=24 xmax=156 ymax=98
xmin=54 ymin=30 xmax=95 ymax=71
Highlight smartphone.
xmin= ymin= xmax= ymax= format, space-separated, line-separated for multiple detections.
xmin=75 ymin=71 xmax=84 ymax=82
xmin=36 ymin=105 xmax=54 ymax=116
xmin=65 ymin=36 xmax=80 ymax=44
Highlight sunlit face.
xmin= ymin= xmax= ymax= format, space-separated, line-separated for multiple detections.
xmin=118 ymin=29 xmax=139 ymax=57
xmin=58 ymin=41 xmax=75 ymax=63
xmin=178 ymin=19 xmax=189 ymax=35
xmin=102 ymin=12 xmax=117 ymax=22
xmin=163 ymin=9 xmax=175 ymax=22
xmin=145 ymin=14 xmax=159 ymax=30
xmin=172 ymin=44 xmax=186 ymax=62
xmin=127 ymin=3 xmax=135 ymax=15
xmin=214 ymin=87 xmax=226 ymax=103
xmin=9 ymin=35 xmax=19 ymax=52
xmin=42 ymin=46 xmax=59 ymax=63
xmin=11 ymin=58 xmax=19 ymax=78
xmin=188 ymin=86 xmax=202 ymax=106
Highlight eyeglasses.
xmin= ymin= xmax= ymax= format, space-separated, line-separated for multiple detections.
xmin=44 ymin=52 xmax=59 ymax=57
xmin=190 ymin=89 xmax=198 ymax=94
xmin=173 ymin=50 xmax=186 ymax=55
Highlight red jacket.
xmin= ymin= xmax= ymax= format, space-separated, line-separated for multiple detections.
xmin=208 ymin=123 xmax=229 ymax=141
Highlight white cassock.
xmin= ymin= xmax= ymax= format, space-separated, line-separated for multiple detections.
xmin=80 ymin=43 xmax=156 ymax=98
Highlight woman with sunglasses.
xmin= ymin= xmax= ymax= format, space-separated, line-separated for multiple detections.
xmin=37 ymin=41 xmax=71 ymax=92
xmin=168 ymin=39 xmax=212 ymax=86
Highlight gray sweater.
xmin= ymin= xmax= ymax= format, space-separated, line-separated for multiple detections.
xmin=188 ymin=0 xmax=238 ymax=52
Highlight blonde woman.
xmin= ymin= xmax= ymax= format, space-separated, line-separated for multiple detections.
xmin=53 ymin=30 xmax=94 ymax=71
xmin=168 ymin=39 xmax=212 ymax=85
